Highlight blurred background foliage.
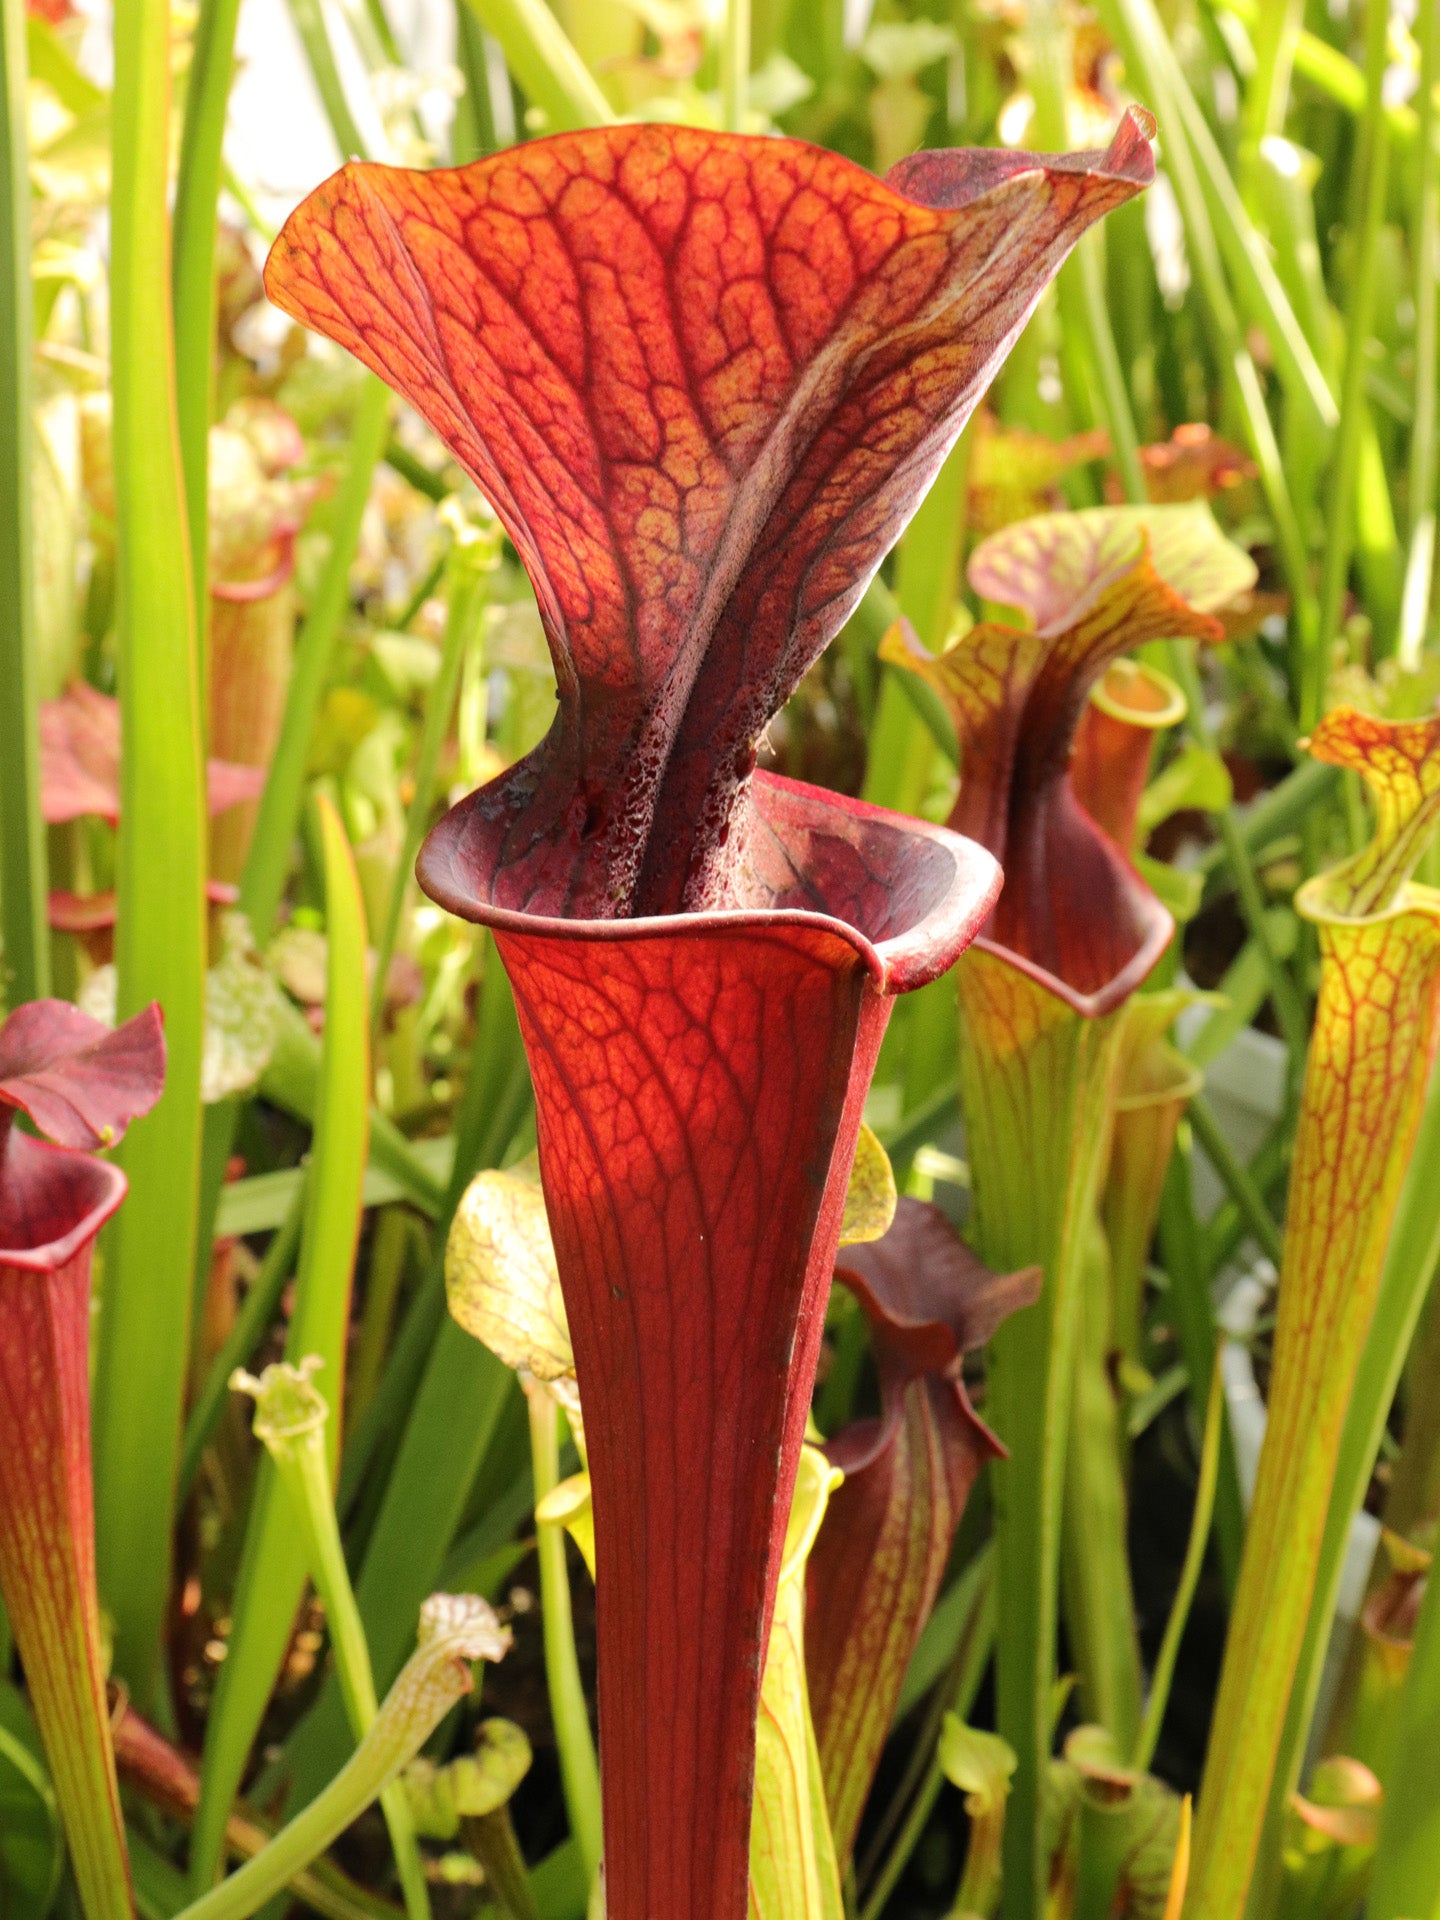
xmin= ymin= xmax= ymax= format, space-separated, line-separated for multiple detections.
xmin=4 ymin=0 xmax=1440 ymax=1913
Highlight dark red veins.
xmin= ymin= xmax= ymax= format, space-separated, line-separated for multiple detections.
xmin=265 ymin=117 xmax=1153 ymax=922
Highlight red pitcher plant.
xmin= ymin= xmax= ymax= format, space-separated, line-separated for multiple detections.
xmin=263 ymin=113 xmax=1157 ymax=1920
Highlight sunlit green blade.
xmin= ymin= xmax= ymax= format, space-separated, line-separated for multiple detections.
xmin=1061 ymin=1225 xmax=1143 ymax=1753
xmin=529 ymin=1392 xmax=601 ymax=1882
xmin=1096 ymin=0 xmax=1317 ymax=652
xmin=1209 ymin=0 xmax=1422 ymax=144
xmin=93 ymin=0 xmax=209 ymax=1707
xmin=172 ymin=0 xmax=244 ymax=654
xmin=0 ymin=0 xmax=48 ymax=1009
xmin=1024 ymin=0 xmax=1146 ymax=502
xmin=284 ymin=950 xmax=531 ymax=1803
xmin=192 ymin=796 xmax=371 ymax=1891
xmin=287 ymin=0 xmax=369 ymax=159
xmin=459 ymin=0 xmax=613 ymax=131
xmin=177 ymin=1177 xmax=308 ymax=1505
xmin=1156 ymin=1137 xmax=1245 ymax=1597
xmin=861 ymin=434 xmax=968 ymax=816
xmin=1117 ymin=0 xmax=1337 ymax=439
xmin=370 ymin=544 xmax=495 ymax=1037
xmin=1313 ymin=0 xmax=1393 ymax=717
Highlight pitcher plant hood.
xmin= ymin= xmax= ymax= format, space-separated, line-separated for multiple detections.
xmin=265 ymin=114 xmax=1154 ymax=921
xmin=265 ymin=115 xmax=1157 ymax=1920
xmin=0 ymin=999 xmax=164 ymax=1920
xmin=884 ymin=502 xmax=1255 ymax=1012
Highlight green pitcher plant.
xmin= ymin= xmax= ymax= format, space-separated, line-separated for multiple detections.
xmin=884 ymin=501 xmax=1255 ymax=1914
xmin=1189 ymin=704 xmax=1440 ymax=1920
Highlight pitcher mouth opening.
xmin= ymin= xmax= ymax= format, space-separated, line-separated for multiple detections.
xmin=419 ymin=768 xmax=1003 ymax=999
xmin=0 ymin=1131 xmax=127 ymax=1271
xmin=970 ymin=888 xmax=1175 ymax=1022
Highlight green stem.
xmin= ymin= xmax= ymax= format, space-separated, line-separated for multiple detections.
xmin=861 ymin=433 xmax=970 ymax=815
xmin=459 ymin=0 xmax=613 ymax=132
xmin=952 ymin=1798 xmax=1006 ymax=1920
xmin=287 ymin=0 xmax=369 ymax=157
xmin=1200 ymin=1123 xmax=1289 ymax=1283
xmin=1098 ymin=0 xmax=1319 ymax=646
xmin=1171 ymin=643 xmax=1310 ymax=1069
xmin=858 ymin=1558 xmax=996 ymax=1920
xmin=1133 ymin=1355 xmax=1224 ymax=1773
xmin=1382 ymin=1270 xmax=1440 ymax=1539
xmin=958 ymin=959 xmax=1125 ymax=1920
xmin=721 ymin=0 xmax=750 ymax=131
xmin=178 ymin=1176 xmax=308 ymax=1505
xmin=1210 ymin=0 xmax=1423 ymax=145
xmin=370 ymin=536 xmax=496 ymax=1037
xmin=0 ymin=0 xmax=48 ymax=1009
xmin=194 ymin=798 xmax=371 ymax=1892
xmin=1238 ymin=0 xmax=1305 ymax=195
xmin=1197 ymin=762 xmax=1339 ymax=899
xmin=239 ymin=375 xmax=391 ymax=944
xmin=234 ymin=1364 xmax=430 ymax=1920
xmin=846 ymin=578 xmax=959 ymax=766
xmin=1399 ymin=0 xmax=1440 ymax=670
xmin=175 ymin=1596 xmax=506 ymax=1920
xmin=461 ymin=1811 xmax=539 ymax=1920
xmin=1157 ymin=1138 xmax=1246 ymax=1597
xmin=1061 ymin=1224 xmax=1144 ymax=1753
xmin=1314 ymin=0 xmax=1393 ymax=720
xmin=97 ymin=0 xmax=209 ymax=1705
xmin=527 ymin=1389 xmax=602 ymax=1884
xmin=1078 ymin=232 xmax=1146 ymax=503
xmin=172 ymin=0 xmax=243 ymax=661
xmin=347 ymin=1206 xmax=414 ymax=1431
xmin=1186 ymin=1094 xmax=1285 ymax=1269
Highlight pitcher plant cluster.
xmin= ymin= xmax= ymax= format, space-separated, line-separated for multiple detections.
xmin=4 ymin=1 xmax=1440 ymax=1919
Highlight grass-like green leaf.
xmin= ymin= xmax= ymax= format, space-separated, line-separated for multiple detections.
xmin=458 ymin=0 xmax=613 ymax=132
xmin=861 ymin=434 xmax=970 ymax=817
xmin=287 ymin=0 xmax=369 ymax=160
xmin=1097 ymin=0 xmax=1318 ymax=650
xmin=0 ymin=0 xmax=48 ymax=1010
xmin=172 ymin=0 xmax=244 ymax=651
xmin=192 ymin=794 xmax=370 ymax=1891
xmin=370 ymin=530 xmax=498 ymax=1038
xmin=0 ymin=1686 xmax=62 ymax=1919
xmin=282 ymin=949 xmax=531 ymax=1809
xmin=177 ymin=1175 xmax=307 ymax=1504
xmin=1313 ymin=0 xmax=1394 ymax=715
xmin=92 ymin=0 xmax=209 ymax=1706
